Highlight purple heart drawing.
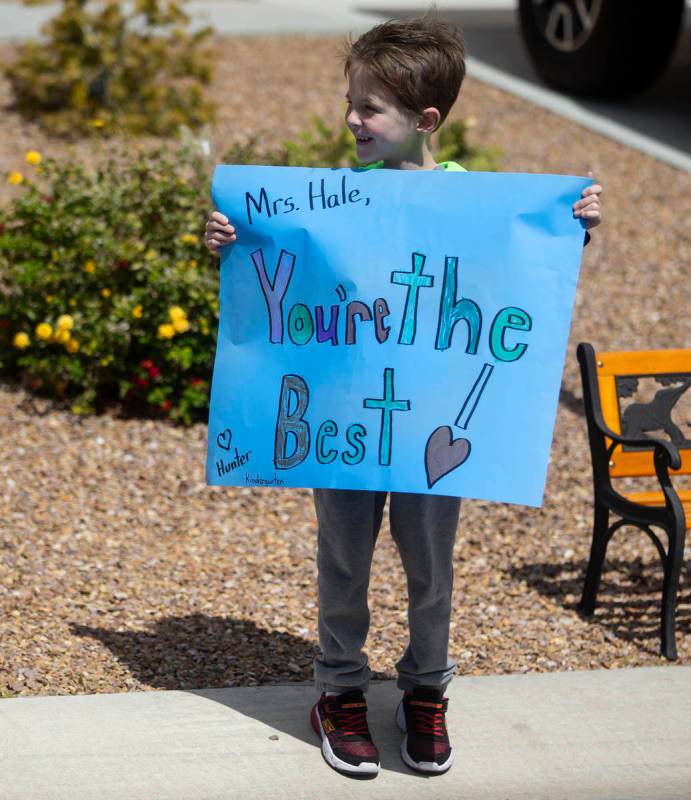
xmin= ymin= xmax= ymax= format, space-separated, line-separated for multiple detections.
xmin=216 ymin=428 xmax=232 ymax=451
xmin=425 ymin=426 xmax=471 ymax=488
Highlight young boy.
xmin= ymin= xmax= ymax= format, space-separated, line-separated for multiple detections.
xmin=205 ymin=16 xmax=602 ymax=778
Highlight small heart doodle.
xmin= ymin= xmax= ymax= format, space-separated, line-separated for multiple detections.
xmin=425 ymin=426 xmax=471 ymax=488
xmin=216 ymin=428 xmax=232 ymax=451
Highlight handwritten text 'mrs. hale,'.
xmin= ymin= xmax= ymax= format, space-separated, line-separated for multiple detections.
xmin=245 ymin=174 xmax=370 ymax=225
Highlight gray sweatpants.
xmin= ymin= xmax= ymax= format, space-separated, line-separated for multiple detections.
xmin=313 ymin=488 xmax=461 ymax=694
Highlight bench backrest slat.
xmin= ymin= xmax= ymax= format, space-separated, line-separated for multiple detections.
xmin=596 ymin=349 xmax=691 ymax=478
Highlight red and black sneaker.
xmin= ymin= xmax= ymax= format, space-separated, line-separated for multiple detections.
xmin=396 ymin=686 xmax=453 ymax=773
xmin=310 ymin=690 xmax=380 ymax=777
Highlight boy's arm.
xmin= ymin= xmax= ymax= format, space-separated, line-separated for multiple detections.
xmin=204 ymin=211 xmax=236 ymax=254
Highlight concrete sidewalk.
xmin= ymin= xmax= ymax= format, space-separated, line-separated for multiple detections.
xmin=1 ymin=666 xmax=690 ymax=800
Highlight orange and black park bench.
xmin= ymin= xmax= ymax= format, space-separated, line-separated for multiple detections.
xmin=577 ymin=343 xmax=690 ymax=660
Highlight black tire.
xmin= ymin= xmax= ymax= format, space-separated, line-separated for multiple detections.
xmin=518 ymin=0 xmax=685 ymax=97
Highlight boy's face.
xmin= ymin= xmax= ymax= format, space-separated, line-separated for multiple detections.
xmin=345 ymin=64 xmax=426 ymax=165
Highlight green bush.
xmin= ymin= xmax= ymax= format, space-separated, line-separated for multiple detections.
xmin=434 ymin=119 xmax=501 ymax=172
xmin=5 ymin=0 xmax=215 ymax=137
xmin=0 ymin=146 xmax=217 ymax=424
xmin=1 ymin=117 xmax=501 ymax=424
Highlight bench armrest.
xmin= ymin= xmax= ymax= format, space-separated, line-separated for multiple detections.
xmin=576 ymin=342 xmax=682 ymax=472
xmin=600 ymin=424 xmax=682 ymax=472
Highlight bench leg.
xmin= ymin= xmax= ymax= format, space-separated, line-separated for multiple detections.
xmin=660 ymin=522 xmax=685 ymax=661
xmin=579 ymin=503 xmax=610 ymax=616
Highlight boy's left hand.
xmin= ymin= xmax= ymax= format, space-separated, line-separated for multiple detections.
xmin=573 ymin=171 xmax=603 ymax=230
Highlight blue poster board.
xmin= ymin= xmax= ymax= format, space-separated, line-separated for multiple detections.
xmin=206 ymin=166 xmax=589 ymax=506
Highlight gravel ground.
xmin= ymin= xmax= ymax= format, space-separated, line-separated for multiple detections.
xmin=1 ymin=36 xmax=690 ymax=698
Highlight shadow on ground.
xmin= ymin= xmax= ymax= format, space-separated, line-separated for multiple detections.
xmin=509 ymin=556 xmax=691 ymax=656
xmin=71 ymin=615 xmax=323 ymax=689
xmin=191 ymin=680 xmax=428 ymax=780
xmin=71 ymin=614 xmax=423 ymax=779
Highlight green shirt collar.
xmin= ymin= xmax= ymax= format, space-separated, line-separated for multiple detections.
xmin=360 ymin=160 xmax=466 ymax=172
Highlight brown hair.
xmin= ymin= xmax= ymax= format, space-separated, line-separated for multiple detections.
xmin=344 ymin=15 xmax=466 ymax=125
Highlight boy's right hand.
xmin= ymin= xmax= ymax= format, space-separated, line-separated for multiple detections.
xmin=204 ymin=211 xmax=236 ymax=254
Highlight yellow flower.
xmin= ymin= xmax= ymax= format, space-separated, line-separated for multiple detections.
xmin=131 ymin=304 xmax=143 ymax=319
xmin=35 ymin=322 xmax=53 ymax=340
xmin=101 ymin=288 xmax=111 ymax=298
xmin=100 ymin=355 xmax=113 ymax=366
xmin=180 ymin=233 xmax=199 ymax=245
xmin=144 ymin=248 xmax=158 ymax=261
xmin=68 ymin=298 xmax=77 ymax=307
xmin=189 ymin=259 xmax=198 ymax=269
xmin=44 ymin=294 xmax=55 ymax=303
xmin=25 ymin=150 xmax=42 ymax=166
xmin=65 ymin=338 xmax=80 ymax=353
xmin=53 ymin=328 xmax=71 ymax=345
xmin=158 ymin=323 xmax=175 ymax=339
xmin=13 ymin=332 xmax=30 ymax=349
xmin=8 ymin=172 xmax=23 ymax=185
xmin=172 ymin=317 xmax=190 ymax=334
xmin=56 ymin=314 xmax=74 ymax=331
xmin=90 ymin=118 xmax=106 ymax=128
xmin=83 ymin=259 xmax=96 ymax=274
xmin=168 ymin=306 xmax=186 ymax=322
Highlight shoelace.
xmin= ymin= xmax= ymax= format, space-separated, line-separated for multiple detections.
xmin=330 ymin=703 xmax=370 ymax=736
xmin=410 ymin=706 xmax=446 ymax=737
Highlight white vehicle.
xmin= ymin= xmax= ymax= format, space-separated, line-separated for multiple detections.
xmin=518 ymin=0 xmax=686 ymax=96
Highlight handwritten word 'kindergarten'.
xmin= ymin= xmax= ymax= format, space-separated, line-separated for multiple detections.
xmin=251 ymin=248 xmax=533 ymax=360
